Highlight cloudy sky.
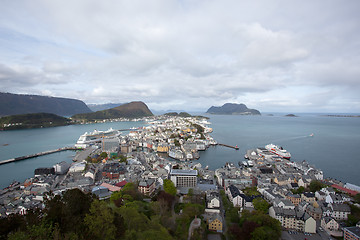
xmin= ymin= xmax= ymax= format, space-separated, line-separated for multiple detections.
xmin=1 ymin=0 xmax=360 ymax=113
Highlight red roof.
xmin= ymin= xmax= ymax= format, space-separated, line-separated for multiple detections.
xmin=115 ymin=180 xmax=128 ymax=188
xmin=100 ymin=182 xmax=121 ymax=192
xmin=331 ymin=184 xmax=359 ymax=196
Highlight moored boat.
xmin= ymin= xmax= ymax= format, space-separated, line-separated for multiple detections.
xmin=265 ymin=143 xmax=291 ymax=159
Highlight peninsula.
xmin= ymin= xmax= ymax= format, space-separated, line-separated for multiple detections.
xmin=0 ymin=113 xmax=72 ymax=130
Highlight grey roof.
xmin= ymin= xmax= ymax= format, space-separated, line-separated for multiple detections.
xmin=344 ymin=226 xmax=360 ymax=238
xmin=331 ymin=203 xmax=351 ymax=212
xmin=170 ymin=169 xmax=197 ymax=176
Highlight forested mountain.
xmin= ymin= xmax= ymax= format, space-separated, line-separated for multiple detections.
xmin=72 ymin=101 xmax=153 ymax=120
xmin=0 ymin=92 xmax=92 ymax=117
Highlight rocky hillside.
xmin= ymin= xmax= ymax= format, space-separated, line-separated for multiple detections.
xmin=206 ymin=103 xmax=261 ymax=115
xmin=72 ymin=101 xmax=153 ymax=120
xmin=0 ymin=92 xmax=92 ymax=117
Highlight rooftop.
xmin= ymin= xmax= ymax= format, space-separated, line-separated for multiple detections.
xmin=170 ymin=169 xmax=198 ymax=176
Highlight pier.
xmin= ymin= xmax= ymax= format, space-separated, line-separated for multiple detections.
xmin=0 ymin=147 xmax=84 ymax=165
xmin=217 ymin=143 xmax=239 ymax=150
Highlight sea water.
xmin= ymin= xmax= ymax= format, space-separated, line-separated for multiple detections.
xmin=0 ymin=121 xmax=146 ymax=189
xmin=198 ymin=113 xmax=360 ymax=186
xmin=0 ymin=114 xmax=359 ymax=189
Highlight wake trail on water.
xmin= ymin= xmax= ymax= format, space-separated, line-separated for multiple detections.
xmin=272 ymin=135 xmax=312 ymax=144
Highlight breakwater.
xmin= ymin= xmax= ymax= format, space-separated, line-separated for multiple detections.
xmin=0 ymin=147 xmax=83 ymax=165
xmin=217 ymin=143 xmax=239 ymax=150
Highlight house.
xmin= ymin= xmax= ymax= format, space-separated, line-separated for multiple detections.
xmin=274 ymin=175 xmax=290 ymax=186
xmin=92 ymin=186 xmax=111 ymax=200
xmin=273 ymin=198 xmax=295 ymax=210
xmin=207 ymin=195 xmax=220 ymax=209
xmin=286 ymin=192 xmax=301 ymax=206
xmin=315 ymin=191 xmax=326 ymax=201
xmin=207 ymin=213 xmax=223 ymax=232
xmin=138 ymin=178 xmax=156 ymax=196
xmin=305 ymin=203 xmax=322 ymax=220
xmin=326 ymin=193 xmax=344 ymax=204
xmin=84 ymin=164 xmax=97 ymax=180
xmin=227 ymin=185 xmax=242 ymax=207
xmin=269 ymin=206 xmax=316 ymax=233
xmin=330 ymin=203 xmax=351 ymax=220
xmin=157 ymin=143 xmax=169 ymax=153
xmin=301 ymin=192 xmax=316 ymax=203
xmin=321 ymin=217 xmax=340 ymax=232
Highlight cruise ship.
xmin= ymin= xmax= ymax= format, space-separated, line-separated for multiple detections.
xmin=75 ymin=128 xmax=120 ymax=148
xmin=265 ymin=144 xmax=291 ymax=159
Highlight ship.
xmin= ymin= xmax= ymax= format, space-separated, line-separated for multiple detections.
xmin=265 ymin=143 xmax=291 ymax=159
xmin=75 ymin=128 xmax=120 ymax=148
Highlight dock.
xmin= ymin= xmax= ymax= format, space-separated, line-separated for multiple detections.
xmin=217 ymin=143 xmax=239 ymax=150
xmin=0 ymin=147 xmax=84 ymax=165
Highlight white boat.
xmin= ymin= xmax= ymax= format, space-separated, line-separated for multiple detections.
xmin=75 ymin=128 xmax=120 ymax=148
xmin=265 ymin=143 xmax=291 ymax=159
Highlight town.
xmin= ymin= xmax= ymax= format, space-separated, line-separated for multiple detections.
xmin=1 ymin=115 xmax=360 ymax=240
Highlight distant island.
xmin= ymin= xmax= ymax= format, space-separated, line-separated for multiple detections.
xmin=0 ymin=113 xmax=72 ymax=130
xmin=285 ymin=114 xmax=298 ymax=117
xmin=0 ymin=92 xmax=92 ymax=117
xmin=206 ymin=103 xmax=261 ymax=115
xmin=72 ymin=101 xmax=153 ymax=120
xmin=164 ymin=112 xmax=192 ymax=117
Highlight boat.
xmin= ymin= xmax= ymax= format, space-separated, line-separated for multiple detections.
xmin=309 ymin=133 xmax=314 ymax=137
xmin=265 ymin=143 xmax=291 ymax=159
xmin=75 ymin=128 xmax=120 ymax=148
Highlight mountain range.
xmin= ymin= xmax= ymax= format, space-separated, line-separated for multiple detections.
xmin=206 ymin=103 xmax=261 ymax=115
xmin=0 ymin=92 xmax=92 ymax=117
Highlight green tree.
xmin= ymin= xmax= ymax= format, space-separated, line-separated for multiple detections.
xmin=84 ymin=200 xmax=116 ymax=240
xmin=163 ymin=179 xmax=177 ymax=196
xmin=252 ymin=198 xmax=270 ymax=214
xmin=354 ymin=193 xmax=360 ymax=204
xmin=309 ymin=180 xmax=324 ymax=192
xmin=100 ymin=152 xmax=108 ymax=159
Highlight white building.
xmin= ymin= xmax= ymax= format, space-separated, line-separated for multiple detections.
xmin=170 ymin=169 xmax=197 ymax=187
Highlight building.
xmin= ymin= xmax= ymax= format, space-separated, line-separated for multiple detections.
xmin=103 ymin=137 xmax=120 ymax=153
xmin=344 ymin=226 xmax=360 ymax=240
xmin=321 ymin=217 xmax=340 ymax=232
xmin=138 ymin=178 xmax=156 ymax=196
xmin=53 ymin=161 xmax=70 ymax=175
xmin=330 ymin=203 xmax=351 ymax=220
xmin=269 ymin=207 xmax=316 ymax=233
xmin=286 ymin=192 xmax=301 ymax=206
xmin=207 ymin=213 xmax=223 ymax=232
xmin=157 ymin=143 xmax=169 ymax=153
xmin=301 ymin=192 xmax=316 ymax=203
xmin=170 ymin=169 xmax=197 ymax=187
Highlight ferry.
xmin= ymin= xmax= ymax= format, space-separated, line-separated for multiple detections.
xmin=265 ymin=143 xmax=291 ymax=159
xmin=75 ymin=128 xmax=120 ymax=148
